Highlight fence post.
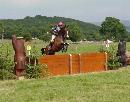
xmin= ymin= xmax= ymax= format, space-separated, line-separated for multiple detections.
xmin=69 ymin=54 xmax=72 ymax=74
xmin=78 ymin=54 xmax=81 ymax=73
xmin=105 ymin=52 xmax=108 ymax=71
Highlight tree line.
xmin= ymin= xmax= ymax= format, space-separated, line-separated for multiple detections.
xmin=0 ymin=15 xmax=99 ymax=42
xmin=0 ymin=15 xmax=129 ymax=42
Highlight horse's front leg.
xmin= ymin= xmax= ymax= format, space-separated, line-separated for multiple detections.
xmin=41 ymin=48 xmax=45 ymax=55
xmin=61 ymin=43 xmax=69 ymax=52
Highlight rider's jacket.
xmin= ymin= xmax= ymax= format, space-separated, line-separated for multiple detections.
xmin=51 ymin=25 xmax=61 ymax=35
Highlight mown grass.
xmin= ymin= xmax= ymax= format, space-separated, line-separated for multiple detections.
xmin=1 ymin=40 xmax=130 ymax=55
xmin=0 ymin=40 xmax=119 ymax=56
xmin=0 ymin=40 xmax=130 ymax=102
xmin=0 ymin=67 xmax=130 ymax=102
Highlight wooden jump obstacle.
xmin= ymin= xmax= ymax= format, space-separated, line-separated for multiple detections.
xmin=39 ymin=52 xmax=107 ymax=76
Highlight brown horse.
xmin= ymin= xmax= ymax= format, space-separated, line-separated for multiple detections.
xmin=41 ymin=26 xmax=69 ymax=55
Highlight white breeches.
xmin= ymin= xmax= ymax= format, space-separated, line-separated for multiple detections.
xmin=66 ymin=31 xmax=69 ymax=38
xmin=66 ymin=34 xmax=69 ymax=38
xmin=51 ymin=35 xmax=56 ymax=42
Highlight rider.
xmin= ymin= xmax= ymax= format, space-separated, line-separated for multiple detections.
xmin=49 ymin=21 xmax=69 ymax=48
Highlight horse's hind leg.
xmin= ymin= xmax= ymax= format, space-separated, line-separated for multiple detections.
xmin=61 ymin=43 xmax=69 ymax=52
xmin=48 ymin=50 xmax=55 ymax=55
xmin=61 ymin=43 xmax=65 ymax=52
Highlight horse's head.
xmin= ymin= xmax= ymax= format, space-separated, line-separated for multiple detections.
xmin=58 ymin=25 xmax=68 ymax=40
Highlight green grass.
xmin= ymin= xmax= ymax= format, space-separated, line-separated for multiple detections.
xmin=1 ymin=39 xmax=130 ymax=55
xmin=23 ymin=40 xmax=104 ymax=55
xmin=1 ymin=40 xmax=130 ymax=102
xmin=0 ymin=40 xmax=115 ymax=56
xmin=0 ymin=67 xmax=130 ymax=102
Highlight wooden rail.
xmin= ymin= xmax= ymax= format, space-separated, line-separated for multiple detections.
xmin=39 ymin=52 xmax=107 ymax=76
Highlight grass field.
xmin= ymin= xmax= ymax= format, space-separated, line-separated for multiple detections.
xmin=1 ymin=39 xmax=130 ymax=54
xmin=0 ymin=67 xmax=130 ymax=102
xmin=1 ymin=40 xmax=130 ymax=55
xmin=1 ymin=40 xmax=130 ymax=102
xmin=0 ymin=40 xmax=121 ymax=56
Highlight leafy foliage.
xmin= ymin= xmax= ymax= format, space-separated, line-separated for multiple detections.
xmin=23 ymin=33 xmax=32 ymax=41
xmin=0 ymin=15 xmax=100 ymax=41
xmin=100 ymin=17 xmax=127 ymax=40
xmin=0 ymin=44 xmax=15 ymax=80
xmin=25 ymin=43 xmax=49 ymax=79
xmin=99 ymin=43 xmax=122 ymax=70
xmin=68 ymin=22 xmax=81 ymax=42
xmin=26 ymin=63 xmax=48 ymax=79
xmin=107 ymin=45 xmax=122 ymax=70
xmin=40 ymin=32 xmax=51 ymax=42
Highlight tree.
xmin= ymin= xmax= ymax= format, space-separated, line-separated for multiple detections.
xmin=99 ymin=17 xmax=127 ymax=40
xmin=0 ymin=15 xmax=99 ymax=40
xmin=40 ymin=32 xmax=51 ymax=42
xmin=0 ymin=22 xmax=3 ymax=32
xmin=23 ymin=33 xmax=32 ymax=41
xmin=0 ymin=22 xmax=5 ymax=41
xmin=68 ymin=22 xmax=81 ymax=42
xmin=126 ymin=32 xmax=130 ymax=41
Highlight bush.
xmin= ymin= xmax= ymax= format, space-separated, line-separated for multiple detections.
xmin=99 ymin=43 xmax=122 ymax=70
xmin=0 ymin=44 xmax=15 ymax=80
xmin=26 ymin=63 xmax=48 ymax=79
xmin=25 ymin=43 xmax=49 ymax=79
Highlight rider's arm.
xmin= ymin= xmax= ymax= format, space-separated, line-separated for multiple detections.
xmin=56 ymin=26 xmax=61 ymax=31
xmin=50 ymin=27 xmax=58 ymax=35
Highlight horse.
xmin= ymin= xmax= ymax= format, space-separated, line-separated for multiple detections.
xmin=41 ymin=26 xmax=69 ymax=55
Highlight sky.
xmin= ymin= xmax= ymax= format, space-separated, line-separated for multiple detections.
xmin=0 ymin=0 xmax=130 ymax=22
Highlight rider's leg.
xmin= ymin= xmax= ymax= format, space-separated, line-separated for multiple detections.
xmin=66 ymin=31 xmax=69 ymax=45
xmin=51 ymin=34 xmax=56 ymax=42
xmin=48 ymin=34 xmax=56 ymax=50
xmin=66 ymin=30 xmax=69 ymax=38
